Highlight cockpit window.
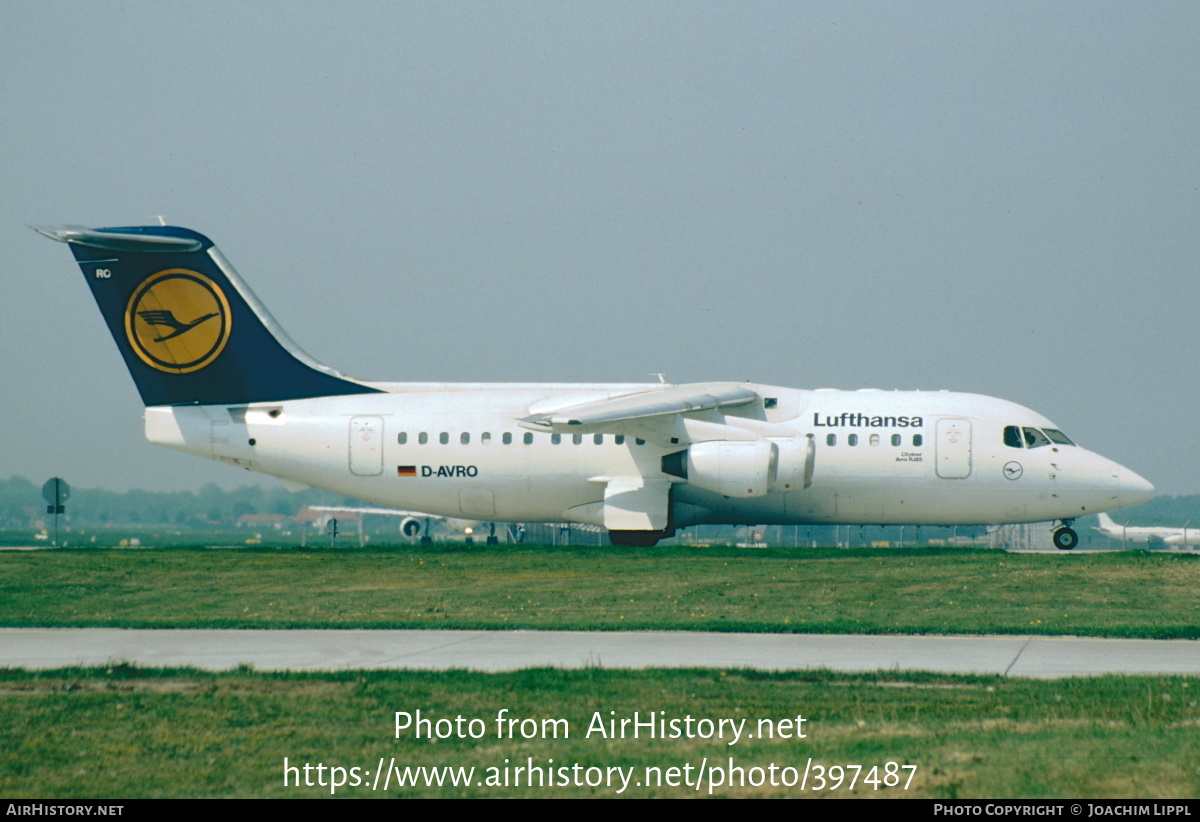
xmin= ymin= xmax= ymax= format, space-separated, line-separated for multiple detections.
xmin=1022 ymin=427 xmax=1051 ymax=449
xmin=1043 ymin=428 xmax=1074 ymax=446
xmin=1003 ymin=425 xmax=1023 ymax=448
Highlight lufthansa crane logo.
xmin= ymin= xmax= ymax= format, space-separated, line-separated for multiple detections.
xmin=124 ymin=269 xmax=232 ymax=374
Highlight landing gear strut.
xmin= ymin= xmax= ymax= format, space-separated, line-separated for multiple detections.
xmin=1053 ymin=520 xmax=1078 ymax=551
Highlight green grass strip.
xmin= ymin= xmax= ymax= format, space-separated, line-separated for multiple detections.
xmin=1 ymin=544 xmax=1198 ymax=638
xmin=1 ymin=666 xmax=1197 ymax=798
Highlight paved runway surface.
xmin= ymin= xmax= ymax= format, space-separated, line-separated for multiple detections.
xmin=2 ymin=629 xmax=1198 ymax=678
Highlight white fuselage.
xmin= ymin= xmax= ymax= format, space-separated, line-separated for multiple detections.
xmin=144 ymin=382 xmax=1153 ymax=529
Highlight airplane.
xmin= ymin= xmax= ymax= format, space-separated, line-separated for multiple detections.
xmin=303 ymin=505 xmax=485 ymax=542
xmin=35 ymin=223 xmax=1156 ymax=551
xmin=1094 ymin=512 xmax=1199 ymax=548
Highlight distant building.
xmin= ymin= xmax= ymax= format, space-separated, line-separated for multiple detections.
xmin=295 ymin=507 xmax=360 ymax=530
xmin=236 ymin=514 xmax=290 ymax=530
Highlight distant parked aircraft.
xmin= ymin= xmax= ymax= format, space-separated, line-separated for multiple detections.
xmin=1094 ymin=512 xmax=1199 ymax=547
xmin=305 ymin=505 xmax=484 ymax=542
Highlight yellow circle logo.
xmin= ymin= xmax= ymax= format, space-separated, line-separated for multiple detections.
xmin=124 ymin=269 xmax=232 ymax=374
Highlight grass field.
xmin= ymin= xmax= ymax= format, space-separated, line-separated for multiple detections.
xmin=1 ymin=543 xmax=1198 ymax=637
xmin=4 ymin=543 xmax=1198 ymax=798
xmin=2 ymin=666 xmax=1198 ymax=798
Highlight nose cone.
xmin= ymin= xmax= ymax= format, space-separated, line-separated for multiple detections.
xmin=1117 ymin=466 xmax=1156 ymax=508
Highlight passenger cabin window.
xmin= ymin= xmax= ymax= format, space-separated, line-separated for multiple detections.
xmin=551 ymin=434 xmax=562 ymax=445
xmin=461 ymin=432 xmax=470 ymax=445
xmin=1003 ymin=426 xmax=1023 ymax=448
xmin=573 ymin=434 xmax=583 ymax=445
xmin=523 ymin=433 xmax=533 ymax=445
xmin=1043 ymin=428 xmax=1075 ymax=446
xmin=891 ymin=434 xmax=901 ymax=447
xmin=594 ymin=434 xmax=603 ymax=445
xmin=1022 ymin=427 xmax=1051 ymax=449
xmin=398 ymin=432 xmax=407 ymax=445
xmin=502 ymin=432 xmax=512 ymax=445
xmin=615 ymin=435 xmax=625 ymax=445
xmin=869 ymin=434 xmax=880 ymax=447
xmin=481 ymin=432 xmax=492 ymax=444
xmin=419 ymin=432 xmax=428 ymax=445
xmin=826 ymin=434 xmax=836 ymax=446
xmin=635 ymin=438 xmax=645 ymax=446
xmin=913 ymin=434 xmax=923 ymax=447
xmin=439 ymin=432 xmax=449 ymax=445
xmin=848 ymin=434 xmax=858 ymax=446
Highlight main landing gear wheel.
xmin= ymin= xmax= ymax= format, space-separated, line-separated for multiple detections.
xmin=1053 ymin=527 xmax=1079 ymax=551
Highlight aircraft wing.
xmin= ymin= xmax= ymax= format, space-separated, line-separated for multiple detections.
xmin=519 ymin=382 xmax=759 ymax=434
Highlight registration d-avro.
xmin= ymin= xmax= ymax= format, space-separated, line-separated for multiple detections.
xmin=38 ymin=224 xmax=1154 ymax=548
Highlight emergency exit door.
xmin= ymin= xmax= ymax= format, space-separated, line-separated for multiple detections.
xmin=349 ymin=416 xmax=384 ymax=476
xmin=936 ymin=418 xmax=972 ymax=479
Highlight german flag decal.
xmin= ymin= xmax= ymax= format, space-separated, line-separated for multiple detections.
xmin=397 ymin=466 xmax=417 ymax=477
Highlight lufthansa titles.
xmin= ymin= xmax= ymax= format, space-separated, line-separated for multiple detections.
xmin=813 ymin=413 xmax=923 ymax=428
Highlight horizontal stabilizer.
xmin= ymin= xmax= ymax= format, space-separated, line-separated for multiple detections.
xmin=34 ymin=225 xmax=204 ymax=253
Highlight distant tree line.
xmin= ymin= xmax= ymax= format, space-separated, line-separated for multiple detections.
xmin=1 ymin=474 xmax=1196 ymax=531
xmin=0 ymin=475 xmax=361 ymax=528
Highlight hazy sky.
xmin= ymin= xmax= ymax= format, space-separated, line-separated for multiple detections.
xmin=3 ymin=1 xmax=1198 ymax=494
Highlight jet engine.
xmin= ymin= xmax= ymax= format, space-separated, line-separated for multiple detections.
xmin=772 ymin=436 xmax=814 ymax=491
xmin=399 ymin=517 xmax=422 ymax=538
xmin=663 ymin=436 xmax=813 ymax=497
xmin=665 ymin=439 xmax=775 ymax=498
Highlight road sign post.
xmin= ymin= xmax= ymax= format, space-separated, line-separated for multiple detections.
xmin=41 ymin=477 xmax=70 ymax=547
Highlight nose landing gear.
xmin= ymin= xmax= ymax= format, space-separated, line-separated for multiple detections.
xmin=1053 ymin=520 xmax=1079 ymax=551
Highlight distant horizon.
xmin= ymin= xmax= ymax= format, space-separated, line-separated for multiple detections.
xmin=4 ymin=473 xmax=1198 ymax=530
xmin=12 ymin=470 xmax=1200 ymax=499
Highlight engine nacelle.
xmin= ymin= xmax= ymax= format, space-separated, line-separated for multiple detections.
xmin=772 ymin=436 xmax=814 ymax=491
xmin=400 ymin=517 xmax=422 ymax=538
xmin=663 ymin=436 xmax=814 ymax=498
xmin=685 ymin=439 xmax=776 ymax=498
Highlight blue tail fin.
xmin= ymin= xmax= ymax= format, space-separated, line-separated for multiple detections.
xmin=36 ymin=224 xmax=381 ymax=406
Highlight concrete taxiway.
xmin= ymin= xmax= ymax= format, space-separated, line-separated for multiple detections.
xmin=1 ymin=629 xmax=1198 ymax=678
